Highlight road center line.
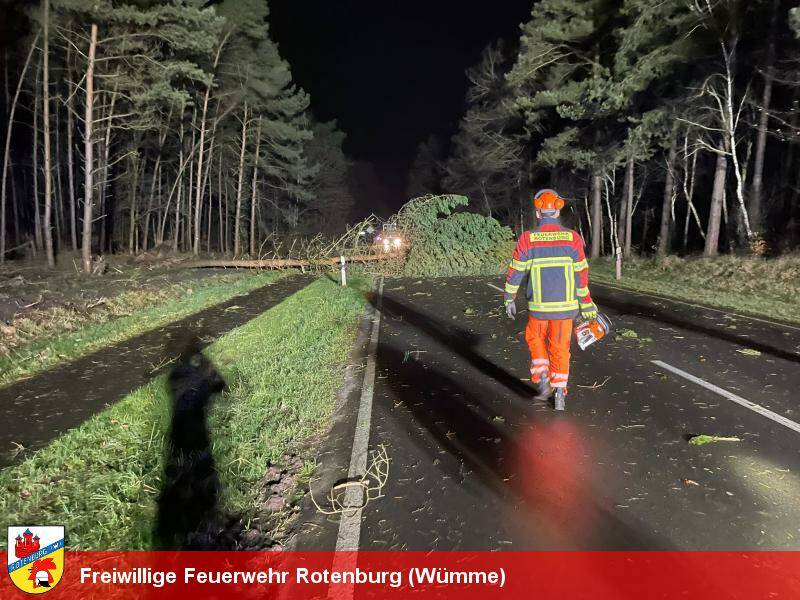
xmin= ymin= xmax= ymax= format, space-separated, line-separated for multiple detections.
xmin=652 ymin=360 xmax=800 ymax=435
xmin=335 ymin=277 xmax=384 ymax=552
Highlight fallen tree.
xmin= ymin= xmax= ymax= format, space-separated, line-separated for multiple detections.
xmin=183 ymin=252 xmax=401 ymax=269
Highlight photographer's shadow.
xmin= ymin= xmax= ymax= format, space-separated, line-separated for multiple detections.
xmin=154 ymin=341 xmax=231 ymax=550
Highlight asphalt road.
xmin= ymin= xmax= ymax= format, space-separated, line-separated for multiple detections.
xmin=335 ymin=276 xmax=800 ymax=550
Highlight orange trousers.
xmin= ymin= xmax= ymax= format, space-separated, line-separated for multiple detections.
xmin=525 ymin=316 xmax=573 ymax=390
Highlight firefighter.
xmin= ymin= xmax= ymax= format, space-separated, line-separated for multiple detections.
xmin=503 ymin=189 xmax=597 ymax=411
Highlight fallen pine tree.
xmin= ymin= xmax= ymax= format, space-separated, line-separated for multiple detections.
xmin=182 ymin=252 xmax=402 ymax=270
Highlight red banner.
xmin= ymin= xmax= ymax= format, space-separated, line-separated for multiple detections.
xmin=2 ymin=551 xmax=799 ymax=599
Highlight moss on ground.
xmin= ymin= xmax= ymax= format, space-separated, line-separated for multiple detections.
xmin=0 ymin=276 xmax=370 ymax=549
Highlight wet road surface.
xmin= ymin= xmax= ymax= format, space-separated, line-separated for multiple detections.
xmin=324 ymin=276 xmax=800 ymax=550
xmin=0 ymin=275 xmax=311 ymax=465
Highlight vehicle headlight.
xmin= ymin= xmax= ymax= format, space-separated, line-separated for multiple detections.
xmin=392 ymin=238 xmax=402 ymax=248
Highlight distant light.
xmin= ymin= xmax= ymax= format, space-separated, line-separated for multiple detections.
xmin=392 ymin=238 xmax=402 ymax=248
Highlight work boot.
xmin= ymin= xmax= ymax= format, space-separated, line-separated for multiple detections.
xmin=533 ymin=376 xmax=552 ymax=400
xmin=554 ymin=388 xmax=566 ymax=411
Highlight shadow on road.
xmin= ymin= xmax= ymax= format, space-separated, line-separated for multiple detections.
xmin=594 ymin=288 xmax=800 ymax=364
xmin=377 ymin=294 xmax=535 ymax=399
xmin=367 ymin=290 xmax=672 ymax=550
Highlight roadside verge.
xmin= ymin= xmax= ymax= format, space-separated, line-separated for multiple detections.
xmin=0 ymin=275 xmax=370 ymax=550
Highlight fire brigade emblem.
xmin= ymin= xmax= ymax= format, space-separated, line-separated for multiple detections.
xmin=7 ymin=526 xmax=65 ymax=594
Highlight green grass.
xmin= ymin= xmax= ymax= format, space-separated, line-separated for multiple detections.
xmin=0 ymin=271 xmax=284 ymax=387
xmin=591 ymin=254 xmax=800 ymax=324
xmin=0 ymin=275 xmax=370 ymax=549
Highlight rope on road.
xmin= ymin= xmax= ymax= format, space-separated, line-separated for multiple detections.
xmin=309 ymin=444 xmax=389 ymax=516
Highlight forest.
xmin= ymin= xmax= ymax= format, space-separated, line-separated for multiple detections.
xmin=2 ymin=0 xmax=800 ymax=276
xmin=0 ymin=0 xmax=354 ymax=272
xmin=410 ymin=0 xmax=800 ymax=259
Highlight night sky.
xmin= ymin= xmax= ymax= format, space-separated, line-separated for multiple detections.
xmin=269 ymin=0 xmax=533 ymax=213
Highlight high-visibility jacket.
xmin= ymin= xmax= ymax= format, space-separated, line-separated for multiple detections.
xmin=504 ymin=217 xmax=594 ymax=320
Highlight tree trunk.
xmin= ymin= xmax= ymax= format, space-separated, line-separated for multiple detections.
xmin=66 ymin=46 xmax=77 ymax=251
xmin=127 ymin=155 xmax=141 ymax=254
xmin=33 ymin=58 xmax=42 ymax=251
xmin=480 ymin=180 xmax=492 ymax=218
xmin=590 ymin=173 xmax=602 ymax=258
xmin=81 ymin=23 xmax=98 ymax=274
xmin=42 ymin=0 xmax=54 ymax=266
xmin=749 ymin=0 xmax=778 ymax=236
xmin=192 ymin=39 xmax=226 ymax=256
xmin=704 ymin=150 xmax=728 ymax=257
xmin=623 ymin=156 xmax=633 ymax=257
xmin=682 ymin=136 xmax=702 ymax=250
xmin=217 ymin=150 xmax=223 ymax=253
xmin=142 ymin=158 xmax=160 ymax=250
xmin=249 ymin=117 xmax=262 ymax=257
xmin=192 ymin=90 xmax=210 ymax=256
xmin=657 ymin=135 xmax=677 ymax=256
xmin=0 ymin=32 xmax=38 ymax=263
xmin=233 ymin=103 xmax=248 ymax=257
xmin=172 ymin=122 xmax=185 ymax=252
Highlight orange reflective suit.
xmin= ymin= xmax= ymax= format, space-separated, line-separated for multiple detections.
xmin=504 ymin=217 xmax=594 ymax=391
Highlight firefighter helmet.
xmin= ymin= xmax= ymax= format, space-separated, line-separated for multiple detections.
xmin=533 ymin=189 xmax=565 ymax=210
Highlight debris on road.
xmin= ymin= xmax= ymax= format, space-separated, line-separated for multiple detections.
xmin=310 ymin=444 xmax=389 ymax=516
xmin=736 ymin=348 xmax=762 ymax=357
xmin=687 ymin=434 xmax=741 ymax=446
xmin=576 ymin=376 xmax=611 ymax=389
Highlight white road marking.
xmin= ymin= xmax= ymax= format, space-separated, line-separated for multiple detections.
xmin=487 ymin=283 xmax=504 ymax=293
xmin=335 ymin=277 xmax=383 ymax=551
xmin=596 ymin=281 xmax=800 ymax=333
xmin=328 ymin=278 xmax=384 ymax=600
xmin=652 ymin=360 xmax=800 ymax=435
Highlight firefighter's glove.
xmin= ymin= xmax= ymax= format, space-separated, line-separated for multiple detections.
xmin=581 ymin=302 xmax=598 ymax=320
xmin=505 ymin=301 xmax=517 ymax=320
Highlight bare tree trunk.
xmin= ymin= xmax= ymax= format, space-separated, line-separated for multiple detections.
xmin=42 ymin=0 xmax=54 ymax=266
xmin=192 ymin=92 xmax=210 ymax=256
xmin=657 ymin=135 xmax=677 ymax=256
xmin=623 ymin=156 xmax=633 ymax=257
xmin=217 ymin=150 xmax=223 ymax=253
xmin=590 ymin=173 xmax=602 ymax=258
xmin=142 ymin=158 xmax=160 ymax=250
xmin=192 ymin=39 xmax=227 ymax=256
xmin=479 ymin=180 xmax=492 ymax=218
xmin=33 ymin=58 xmax=42 ymax=251
xmin=682 ymin=135 xmax=702 ymax=250
xmin=66 ymin=46 xmax=77 ymax=251
xmin=704 ymin=150 xmax=728 ymax=257
xmin=233 ymin=103 xmax=248 ymax=257
xmin=185 ymin=108 xmax=196 ymax=252
xmin=224 ymin=164 xmax=229 ymax=254
xmin=249 ymin=117 xmax=262 ymax=257
xmin=172 ymin=121 xmax=185 ymax=252
xmin=1 ymin=32 xmax=38 ymax=263
xmin=127 ymin=155 xmax=141 ymax=253
xmin=81 ymin=24 xmax=97 ymax=274
xmin=54 ymin=101 xmax=63 ymax=247
xmin=749 ymin=0 xmax=778 ymax=237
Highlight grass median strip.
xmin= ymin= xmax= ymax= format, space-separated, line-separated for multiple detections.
xmin=591 ymin=255 xmax=800 ymax=324
xmin=0 ymin=270 xmax=284 ymax=387
xmin=0 ymin=275 xmax=370 ymax=550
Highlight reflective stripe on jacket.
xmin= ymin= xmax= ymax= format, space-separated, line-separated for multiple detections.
xmin=503 ymin=217 xmax=593 ymax=320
